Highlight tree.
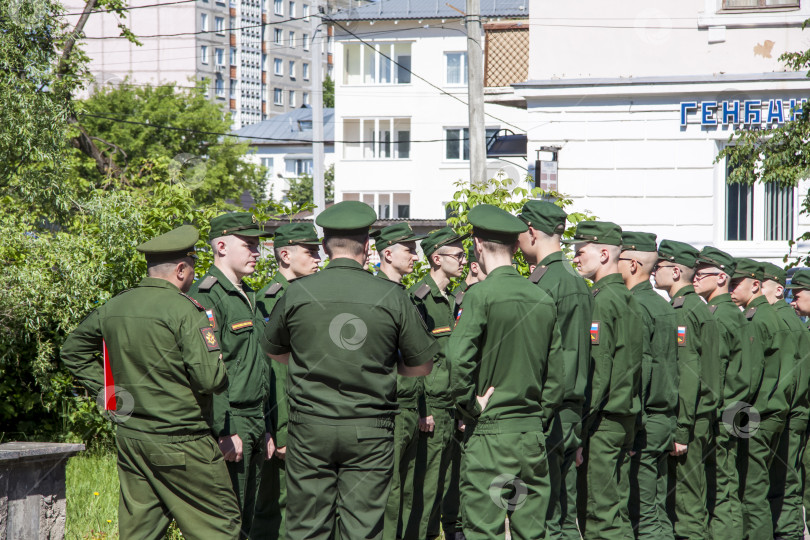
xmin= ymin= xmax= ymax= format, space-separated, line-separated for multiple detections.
xmin=323 ymin=75 xmax=335 ymax=108
xmin=284 ymin=164 xmax=335 ymax=206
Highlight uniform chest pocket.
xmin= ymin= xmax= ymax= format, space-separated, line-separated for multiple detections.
xmin=229 ymin=320 xmax=255 ymax=334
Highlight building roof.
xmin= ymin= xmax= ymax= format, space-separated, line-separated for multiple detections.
xmin=329 ymin=0 xmax=527 ymax=21
xmin=231 ymin=107 xmax=335 ymax=145
xmin=514 ymin=71 xmax=810 ymax=90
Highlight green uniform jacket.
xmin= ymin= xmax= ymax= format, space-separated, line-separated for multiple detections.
xmin=630 ymin=281 xmax=678 ymax=418
xmin=773 ymin=301 xmax=810 ymax=432
xmin=410 ymin=274 xmax=455 ymax=412
xmin=746 ymin=295 xmax=794 ymax=423
xmin=61 ymin=277 xmax=229 ymax=435
xmin=189 ymin=265 xmax=270 ymax=437
xmin=448 ymin=265 xmax=564 ymax=427
xmin=261 ymin=258 xmax=439 ymax=421
xmin=257 ymin=272 xmax=290 ymax=447
xmin=708 ymin=293 xmax=758 ymax=411
xmin=583 ymin=273 xmax=643 ymax=435
xmin=670 ymin=285 xmax=720 ymax=444
xmin=530 ymin=252 xmax=594 ymax=415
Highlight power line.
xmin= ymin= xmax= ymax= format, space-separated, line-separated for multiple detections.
xmin=62 ymin=0 xmax=197 ymax=17
xmin=83 ymin=14 xmax=314 ymax=40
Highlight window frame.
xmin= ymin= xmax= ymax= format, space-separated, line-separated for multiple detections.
xmin=444 ymin=51 xmax=468 ymax=86
xmin=215 ymin=16 xmax=225 ymax=35
xmin=201 ymin=45 xmax=209 ymax=64
xmin=274 ymin=57 xmax=283 ymax=75
xmin=342 ymin=41 xmax=413 ymax=86
xmin=274 ymin=0 xmax=283 ymax=15
xmin=342 ymin=117 xmax=412 ymax=160
xmin=273 ymin=88 xmax=283 ymax=105
xmin=200 ymin=12 xmax=208 ymax=31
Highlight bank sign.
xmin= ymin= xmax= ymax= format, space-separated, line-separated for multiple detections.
xmin=680 ymin=99 xmax=807 ymax=126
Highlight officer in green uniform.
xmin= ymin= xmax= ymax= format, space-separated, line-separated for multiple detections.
xmin=568 ymin=221 xmax=643 ymax=540
xmin=618 ymin=232 xmax=678 ymax=540
xmin=788 ymin=271 xmax=810 ymax=521
xmin=692 ymin=247 xmax=754 ymax=540
xmin=252 ymin=223 xmax=322 ymax=540
xmin=761 ymin=262 xmax=809 ymax=539
xmin=729 ymin=258 xmax=793 ymax=540
xmin=517 ymin=200 xmax=593 ymax=540
xmin=369 ymin=222 xmax=426 ymax=540
xmin=448 ymin=204 xmax=564 ymax=538
xmin=411 ymin=227 xmax=469 ymax=540
xmin=653 ymin=240 xmax=718 ymax=540
xmin=61 ymin=225 xmax=241 ymax=539
xmin=260 ymin=201 xmax=438 ymax=540
xmin=189 ymin=212 xmax=272 ymax=538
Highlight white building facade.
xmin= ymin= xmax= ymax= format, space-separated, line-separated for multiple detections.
xmin=512 ymin=0 xmax=810 ymax=260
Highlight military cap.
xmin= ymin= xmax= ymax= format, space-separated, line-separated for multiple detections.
xmin=468 ymin=204 xmax=528 ymax=244
xmin=732 ymin=258 xmax=764 ymax=281
xmin=518 ymin=200 xmax=567 ymax=236
xmin=315 ymin=201 xmax=377 ymax=235
xmin=274 ymin=222 xmax=321 ymax=247
xmin=761 ymin=262 xmax=787 ymax=286
xmin=621 ymin=231 xmax=657 ymax=252
xmin=695 ymin=246 xmax=735 ymax=275
xmin=136 ymin=224 xmax=199 ymax=261
xmin=658 ymin=240 xmax=699 ymax=268
xmin=371 ymin=222 xmax=426 ymax=251
xmin=562 ymin=220 xmax=622 ymax=246
xmin=421 ymin=227 xmax=469 ymax=257
xmin=209 ymin=212 xmax=269 ymax=238
xmin=787 ymin=270 xmax=810 ymax=290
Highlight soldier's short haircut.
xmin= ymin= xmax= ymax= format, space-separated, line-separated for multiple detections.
xmin=623 ymin=250 xmax=658 ymax=273
xmin=146 ymin=257 xmax=189 ymax=277
xmin=478 ymin=239 xmax=514 ymax=257
xmin=675 ymin=263 xmax=695 ymax=281
xmin=274 ymin=243 xmax=300 ymax=261
xmin=324 ymin=234 xmax=367 ymax=258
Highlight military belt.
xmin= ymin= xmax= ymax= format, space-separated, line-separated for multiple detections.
xmin=469 ymin=416 xmax=545 ymax=435
xmin=116 ymin=424 xmax=212 ymax=443
xmin=229 ymin=401 xmax=265 ymax=417
xmin=289 ymin=410 xmax=395 ymax=429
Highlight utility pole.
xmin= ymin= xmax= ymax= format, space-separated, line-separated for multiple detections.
xmin=311 ymin=2 xmax=326 ymax=228
xmin=466 ymin=0 xmax=486 ymax=184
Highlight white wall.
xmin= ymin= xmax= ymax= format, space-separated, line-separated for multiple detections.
xmin=243 ymin=143 xmax=335 ymax=201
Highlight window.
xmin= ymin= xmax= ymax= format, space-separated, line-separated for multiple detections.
xmin=724 ymin=159 xmax=796 ymax=241
xmin=274 ymin=28 xmax=282 ymax=44
xmin=342 ymin=192 xmax=411 ymax=218
xmin=289 ymin=31 xmax=295 ymax=48
xmin=303 ymin=62 xmax=310 ymax=80
xmin=343 ymin=42 xmax=412 ymax=85
xmin=215 ymin=78 xmax=225 ymax=97
xmin=303 ymin=91 xmax=310 ymax=105
xmin=445 ymin=52 xmax=467 ymax=85
xmin=302 ymin=33 xmax=310 ymax=51
xmin=201 ymin=45 xmax=209 ymax=64
xmin=343 ymin=118 xmax=411 ymax=159
xmin=201 ymin=13 xmax=208 ymax=31
xmin=285 ymin=158 xmax=312 ymax=176
xmin=725 ymin=182 xmax=753 ymax=241
xmin=303 ymin=3 xmax=310 ymax=19
xmin=230 ymin=47 xmax=237 ymax=64
xmin=215 ymin=48 xmax=225 ymax=65
xmin=215 ymin=16 xmax=225 ymax=34
xmin=274 ymin=88 xmax=283 ymax=105
xmin=229 ymin=80 xmax=236 ymax=98
xmin=274 ymin=58 xmax=282 ymax=75
xmin=723 ymin=0 xmax=799 ymax=8
xmin=764 ymin=183 xmax=794 ymax=241
xmin=445 ymin=128 xmax=499 ymax=160
xmin=289 ymin=60 xmax=295 ymax=78
xmin=201 ymin=76 xmax=209 ymax=97
xmin=289 ymin=90 xmax=296 ymax=106
xmin=274 ymin=0 xmax=283 ymax=15
xmin=289 ymin=1 xmax=295 ymax=17
xmin=261 ymin=157 xmax=274 ymax=178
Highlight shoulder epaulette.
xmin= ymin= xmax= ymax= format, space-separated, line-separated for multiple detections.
xmin=454 ymin=289 xmax=465 ymax=306
xmin=591 ymin=288 xmax=600 ymax=298
xmin=708 ymin=305 xmax=718 ymax=315
xmin=264 ymin=283 xmax=283 ymax=297
xmin=179 ymin=292 xmax=205 ymax=311
xmin=197 ymin=275 xmax=218 ymax=291
xmin=413 ymin=283 xmax=430 ymax=300
xmin=745 ymin=307 xmax=757 ymax=320
xmin=529 ymin=265 xmax=548 ymax=284
xmin=672 ymin=297 xmax=686 ymax=309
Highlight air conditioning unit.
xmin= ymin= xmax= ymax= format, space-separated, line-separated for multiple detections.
xmin=216 ymin=64 xmax=226 ymax=71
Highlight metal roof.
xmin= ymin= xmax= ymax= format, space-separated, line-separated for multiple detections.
xmin=329 ymin=0 xmax=528 ymax=21
xmin=231 ymin=106 xmax=335 ymax=145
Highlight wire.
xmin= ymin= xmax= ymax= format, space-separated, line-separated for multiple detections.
xmin=62 ymin=0 xmax=197 ymax=17
xmin=83 ymin=14 xmax=314 ymax=40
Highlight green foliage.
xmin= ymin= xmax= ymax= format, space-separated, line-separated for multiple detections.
xmin=323 ymin=75 xmax=335 ymax=108
xmin=285 ymin=164 xmax=335 ymax=206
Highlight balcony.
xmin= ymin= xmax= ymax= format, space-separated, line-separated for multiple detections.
xmin=230 ymin=34 xmax=237 ymax=46
xmin=230 ymin=99 xmax=236 ymax=110
xmin=262 ymin=71 xmax=267 ymax=83
xmin=483 ymin=22 xmax=528 ymax=88
xmin=230 ymin=65 xmax=237 ymax=78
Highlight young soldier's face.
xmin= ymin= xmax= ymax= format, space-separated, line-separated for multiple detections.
xmin=388 ymin=242 xmax=419 ymax=276
xmin=791 ymin=289 xmax=810 ymax=316
xmin=652 ymin=260 xmax=676 ymax=290
xmin=730 ymin=277 xmax=756 ymax=307
xmin=223 ymin=234 xmax=261 ymax=277
xmin=572 ymin=242 xmax=599 ymax=280
xmin=692 ymin=264 xmax=722 ymax=297
xmin=288 ymin=244 xmax=321 ymax=278
xmin=517 ymin=229 xmax=537 ymax=264
xmin=436 ymin=243 xmax=466 ymax=278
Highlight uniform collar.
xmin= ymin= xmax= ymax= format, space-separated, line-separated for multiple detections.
xmin=487 ymin=265 xmax=520 ymax=279
xmin=673 ymin=284 xmax=696 ymax=299
xmin=325 ymin=258 xmax=365 ymax=271
xmin=708 ymin=292 xmax=733 ymax=306
xmin=208 ymin=264 xmax=253 ymax=295
xmin=748 ymin=295 xmax=769 ymax=309
xmin=592 ymin=272 xmax=624 ymax=289
xmin=630 ymin=280 xmax=653 ymax=293
xmin=270 ymin=271 xmax=290 ymax=288
xmin=536 ymin=251 xmax=565 ymax=268
xmin=139 ymin=277 xmax=181 ymax=291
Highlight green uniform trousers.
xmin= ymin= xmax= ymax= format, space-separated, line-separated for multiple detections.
xmin=251 ymin=456 xmax=286 ymax=540
xmin=579 ymin=414 xmax=635 ymax=540
xmin=383 ymin=406 xmax=420 ymax=540
xmin=706 ymin=426 xmax=742 ymax=540
xmin=803 ymin=435 xmax=810 ymax=529
xmin=667 ymin=414 xmax=711 ymax=540
xmin=739 ymin=418 xmax=783 ymax=540
xmin=420 ymin=407 xmax=457 ymax=539
xmin=227 ymin=412 xmax=266 ymax=538
xmin=629 ymin=414 xmax=674 ymax=540
xmin=545 ymin=408 xmax=582 ymax=540
xmin=769 ymin=427 xmax=807 ymax=539
xmin=439 ymin=425 xmax=463 ymax=537
xmin=116 ymin=430 xmax=241 ymax=540
xmin=286 ymin=419 xmax=394 ymax=540
xmin=461 ymin=429 xmax=550 ymax=539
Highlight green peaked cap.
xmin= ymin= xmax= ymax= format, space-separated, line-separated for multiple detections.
xmin=696 ymin=246 xmax=735 ymax=274
xmin=137 ymin=225 xmax=199 ymax=259
xmin=562 ymin=220 xmax=622 ymax=246
xmin=371 ymin=222 xmax=426 ymax=251
xmin=761 ymin=262 xmax=787 ymax=286
xmin=732 ymin=258 xmax=764 ymax=281
xmin=316 ymin=201 xmax=376 ymax=235
xmin=209 ymin=212 xmax=270 ymax=238
xmin=421 ymin=227 xmax=469 ymax=257
xmin=658 ymin=240 xmax=699 ymax=268
xmin=468 ymin=204 xmax=528 ymax=244
xmin=621 ymin=231 xmax=657 ymax=252
xmin=518 ymin=200 xmax=567 ymax=236
xmin=787 ymin=270 xmax=810 ymax=290
xmin=274 ymin=222 xmax=321 ymax=247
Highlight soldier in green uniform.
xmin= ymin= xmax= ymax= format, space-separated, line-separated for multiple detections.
xmin=761 ymin=262 xmax=809 ymax=539
xmin=653 ymin=240 xmax=719 ymax=540
xmin=260 ymin=201 xmax=437 ymax=540
xmin=617 ymin=232 xmax=678 ymax=540
xmin=788 ymin=270 xmax=810 ymax=521
xmin=189 ymin=212 xmax=272 ymax=538
xmin=61 ymin=225 xmax=241 ymax=539
xmin=692 ymin=247 xmax=754 ymax=540
xmin=516 ymin=200 xmax=593 ymax=540
xmin=448 ymin=204 xmax=564 ymax=538
xmin=369 ymin=222 xmax=426 ymax=540
xmin=729 ymin=258 xmax=793 ymax=540
xmin=569 ymin=221 xmax=643 ymax=540
xmin=252 ymin=223 xmax=322 ymax=540
xmin=411 ymin=227 xmax=468 ymax=540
